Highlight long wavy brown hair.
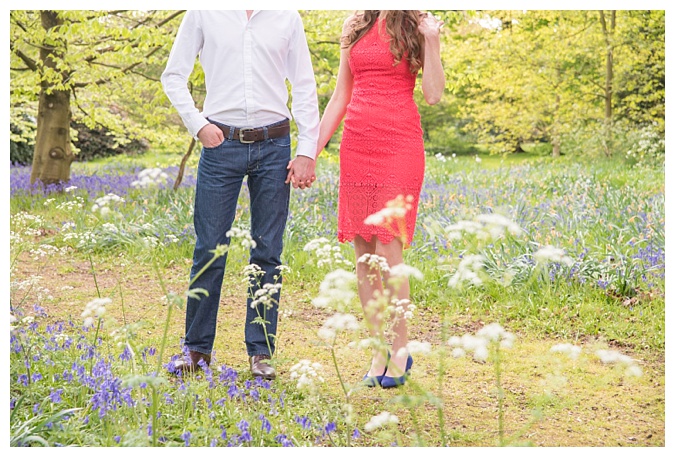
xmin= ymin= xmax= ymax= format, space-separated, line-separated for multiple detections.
xmin=341 ymin=10 xmax=423 ymax=74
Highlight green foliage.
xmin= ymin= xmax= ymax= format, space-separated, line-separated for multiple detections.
xmin=10 ymin=124 xmax=35 ymax=165
xmin=71 ymin=122 xmax=149 ymax=161
xmin=9 ymin=10 xmax=189 ymax=158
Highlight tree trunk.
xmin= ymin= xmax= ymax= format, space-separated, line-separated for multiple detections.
xmin=552 ymin=89 xmax=561 ymax=158
xmin=30 ymin=11 xmax=75 ymax=186
xmin=599 ymin=10 xmax=616 ymax=157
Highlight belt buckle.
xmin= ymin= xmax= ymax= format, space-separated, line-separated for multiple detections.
xmin=238 ymin=128 xmax=255 ymax=144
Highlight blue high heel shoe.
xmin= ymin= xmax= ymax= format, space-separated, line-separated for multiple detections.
xmin=380 ymin=354 xmax=413 ymax=389
xmin=362 ymin=351 xmax=390 ymax=387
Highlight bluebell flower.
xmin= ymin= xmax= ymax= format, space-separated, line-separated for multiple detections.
xmin=295 ymin=415 xmax=312 ymax=430
xmin=18 ymin=374 xmax=28 ymax=386
xmin=114 ymin=436 xmax=121 ymax=444
xmin=259 ymin=414 xmax=272 ymax=433
xmin=352 ymin=428 xmax=361 ymax=439
xmin=227 ymin=384 xmax=239 ymax=399
xmin=181 ymin=431 xmax=191 ymax=446
xmin=49 ymin=388 xmax=63 ymax=404
xmin=210 ymin=438 xmax=218 ymax=447
xmin=237 ymin=420 xmax=250 ymax=432
xmin=31 ymin=372 xmax=42 ymax=383
xmin=275 ymin=434 xmax=294 ymax=447
xmin=324 ymin=422 xmax=337 ymax=434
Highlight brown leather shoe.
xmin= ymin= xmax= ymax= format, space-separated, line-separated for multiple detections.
xmin=250 ymin=354 xmax=276 ymax=380
xmin=172 ymin=350 xmax=211 ymax=374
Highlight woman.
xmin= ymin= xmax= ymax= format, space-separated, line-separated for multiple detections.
xmin=316 ymin=10 xmax=445 ymax=388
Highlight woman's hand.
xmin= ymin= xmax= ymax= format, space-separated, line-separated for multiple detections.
xmin=418 ymin=12 xmax=444 ymax=38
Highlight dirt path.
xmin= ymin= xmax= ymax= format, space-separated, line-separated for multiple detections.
xmin=12 ymin=254 xmax=666 ymax=446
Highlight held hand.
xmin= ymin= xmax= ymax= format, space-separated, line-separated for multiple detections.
xmin=418 ymin=12 xmax=444 ymax=38
xmin=285 ymin=156 xmax=316 ymax=190
xmin=197 ymin=124 xmax=224 ymax=148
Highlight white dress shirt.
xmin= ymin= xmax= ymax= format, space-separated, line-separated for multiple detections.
xmin=161 ymin=10 xmax=320 ymax=159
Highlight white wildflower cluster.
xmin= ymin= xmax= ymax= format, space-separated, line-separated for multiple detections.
xmin=279 ymin=308 xmax=294 ymax=319
xmin=81 ymin=297 xmax=111 ymax=327
xmin=445 ymin=213 xmax=522 ymax=242
xmin=10 ymin=276 xmax=52 ymax=303
xmin=12 ymin=212 xmax=46 ymax=237
xmin=550 ymin=343 xmax=583 ymax=360
xmin=140 ymin=222 xmax=156 ymax=232
xmin=304 ymin=238 xmax=351 ymax=268
xmin=448 ymin=323 xmax=515 ymax=363
xmin=142 ymin=236 xmax=159 ymax=248
xmin=10 ymin=314 xmax=17 ymax=332
xmin=312 ymin=269 xmax=357 ymax=310
xmin=63 ymin=230 xmax=97 ymax=248
xmin=406 ymin=340 xmax=432 ymax=355
xmin=289 ymin=359 xmax=325 ymax=391
xmin=11 ymin=275 xmax=43 ymax=291
xmin=91 ymin=193 xmax=125 ymax=218
xmin=164 ymin=234 xmax=179 ymax=244
xmin=357 ymin=253 xmax=390 ymax=272
xmin=55 ymin=196 xmax=85 ymax=211
xmin=226 ymin=227 xmax=257 ymax=249
xmin=389 ymin=263 xmax=423 ymax=280
xmin=392 ymin=299 xmax=416 ymax=320
xmin=364 ymin=194 xmax=413 ymax=226
xmin=317 ymin=312 xmax=360 ymax=341
xmin=448 ymin=254 xmax=485 ymax=288
xmin=28 ymin=243 xmax=66 ymax=261
xmin=10 ymin=230 xmax=23 ymax=245
xmin=533 ymin=245 xmax=574 ymax=267
xmin=595 ymin=349 xmax=643 ymax=377
xmin=61 ymin=222 xmax=77 ymax=232
xmin=364 ymin=411 xmax=399 ymax=432
xmin=101 ymin=223 xmax=119 ymax=234
xmin=131 ymin=168 xmax=169 ymax=189
xmin=475 ymin=155 xmax=482 ymax=163
xmin=250 ymin=283 xmax=282 ymax=310
xmin=65 ymin=186 xmax=78 ymax=193
xmin=241 ymin=264 xmax=264 ymax=284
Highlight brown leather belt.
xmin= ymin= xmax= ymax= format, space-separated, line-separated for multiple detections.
xmin=212 ymin=120 xmax=290 ymax=144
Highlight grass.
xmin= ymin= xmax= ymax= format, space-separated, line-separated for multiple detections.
xmin=8 ymin=149 xmax=665 ymax=447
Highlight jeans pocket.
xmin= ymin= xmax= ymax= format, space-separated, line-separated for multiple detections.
xmin=268 ymin=135 xmax=291 ymax=148
xmin=202 ymin=139 xmax=226 ymax=150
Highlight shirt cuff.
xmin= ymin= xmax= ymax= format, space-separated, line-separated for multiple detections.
xmin=295 ymin=142 xmax=317 ymax=160
xmin=186 ymin=114 xmax=210 ymax=140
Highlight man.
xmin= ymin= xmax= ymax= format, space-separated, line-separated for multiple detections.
xmin=161 ymin=10 xmax=319 ymax=380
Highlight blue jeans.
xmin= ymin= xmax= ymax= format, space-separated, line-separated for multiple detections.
xmin=185 ymin=120 xmax=291 ymax=357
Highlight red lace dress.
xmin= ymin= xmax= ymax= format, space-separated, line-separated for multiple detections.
xmin=338 ymin=20 xmax=425 ymax=245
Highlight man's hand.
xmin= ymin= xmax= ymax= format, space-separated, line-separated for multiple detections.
xmin=285 ymin=155 xmax=316 ymax=190
xmin=197 ymin=124 xmax=224 ymax=148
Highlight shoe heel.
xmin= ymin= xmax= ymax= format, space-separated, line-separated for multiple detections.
xmin=380 ymin=355 xmax=413 ymax=389
xmin=361 ymin=351 xmax=391 ymax=387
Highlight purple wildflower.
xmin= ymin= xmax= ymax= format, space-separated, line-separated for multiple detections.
xmin=49 ymin=388 xmax=63 ymax=404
